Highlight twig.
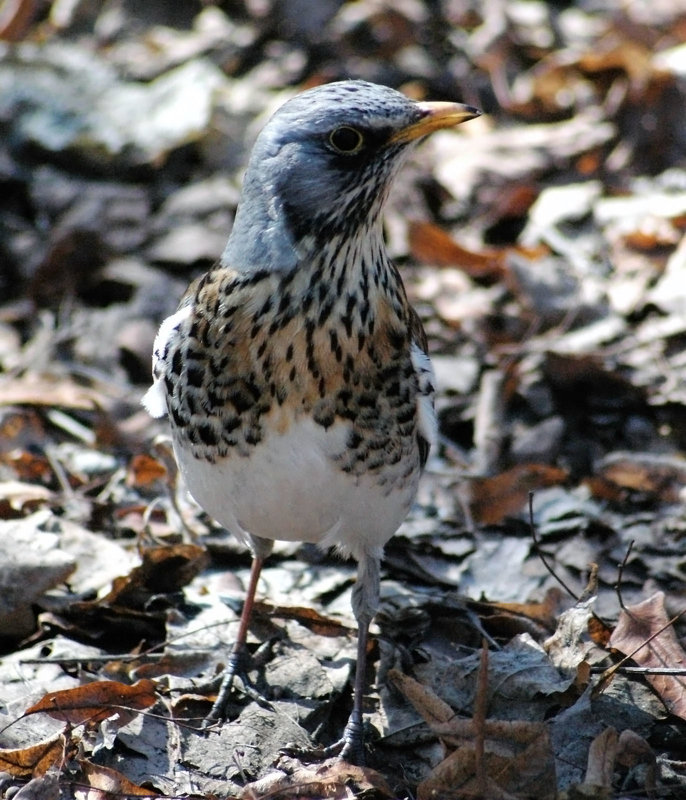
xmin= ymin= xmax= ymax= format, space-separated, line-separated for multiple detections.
xmin=615 ymin=539 xmax=635 ymax=612
xmin=590 ymin=666 xmax=686 ymax=676
xmin=579 ymin=562 xmax=598 ymax=602
xmin=528 ymin=491 xmax=580 ymax=601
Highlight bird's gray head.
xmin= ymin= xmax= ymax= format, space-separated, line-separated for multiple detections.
xmin=222 ymin=80 xmax=479 ymax=274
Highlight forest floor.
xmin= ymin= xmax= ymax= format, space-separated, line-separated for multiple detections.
xmin=1 ymin=1 xmax=686 ymax=798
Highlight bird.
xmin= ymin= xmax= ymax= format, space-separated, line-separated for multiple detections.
xmin=143 ymin=79 xmax=480 ymax=763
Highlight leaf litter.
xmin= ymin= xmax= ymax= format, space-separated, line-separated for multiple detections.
xmin=1 ymin=0 xmax=686 ymax=797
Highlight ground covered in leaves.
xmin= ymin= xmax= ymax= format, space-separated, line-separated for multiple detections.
xmin=1 ymin=1 xmax=686 ymax=798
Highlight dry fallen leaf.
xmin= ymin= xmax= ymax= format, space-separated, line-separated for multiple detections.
xmin=253 ymin=600 xmax=354 ymax=638
xmin=489 ymin=586 xmax=564 ymax=632
xmin=608 ymin=591 xmax=686 ymax=720
xmin=616 ymin=729 xmax=657 ymax=795
xmin=390 ymin=670 xmax=557 ymax=800
xmin=126 ymin=453 xmax=167 ymax=487
xmin=76 ymin=760 xmax=158 ymax=799
xmin=24 ymin=679 xmax=156 ymax=726
xmin=582 ymin=726 xmax=617 ymax=794
xmin=0 ymin=734 xmax=66 ymax=778
xmin=103 ymin=543 xmax=208 ymax=606
xmin=4 ymin=769 xmax=62 ymax=800
xmin=0 ymin=376 xmax=100 ymax=410
xmin=239 ymin=758 xmax=393 ymax=799
xmin=388 ymin=669 xmax=454 ymax=730
xmin=467 ymin=463 xmax=568 ymax=525
xmin=595 ymin=452 xmax=686 ymax=504
xmin=408 ymin=220 xmax=506 ymax=282
xmin=544 ymin=597 xmax=595 ymax=672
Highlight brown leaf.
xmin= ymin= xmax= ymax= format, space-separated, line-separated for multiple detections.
xmin=388 ymin=669 xmax=455 ymax=729
xmin=417 ymin=716 xmax=556 ymax=800
xmin=239 ymin=759 xmax=393 ymax=799
xmin=0 ymin=0 xmax=39 ymax=41
xmin=0 ymin=734 xmax=65 ymax=778
xmin=1 ymin=450 xmax=53 ymax=484
xmin=392 ymin=670 xmax=556 ymax=798
xmin=486 ymin=183 xmax=540 ymax=225
xmin=78 ymin=760 xmax=158 ymax=798
xmin=253 ymin=600 xmax=354 ymax=638
xmin=616 ymin=728 xmax=655 ymax=769
xmin=468 ymin=463 xmax=568 ymax=525
xmin=0 ymin=376 xmax=100 ymax=410
xmin=588 ymin=614 xmax=612 ymax=648
xmin=579 ymin=40 xmax=654 ymax=90
xmin=583 ymin=727 xmax=618 ymax=791
xmin=488 ymin=587 xmax=564 ymax=631
xmin=596 ymin=453 xmax=686 ymax=504
xmin=25 ymin=679 xmax=156 ymax=725
xmin=103 ymin=543 xmax=208 ymax=606
xmin=608 ymin=591 xmax=686 ymax=720
xmin=126 ymin=453 xmax=167 ymax=488
xmin=408 ymin=220 xmax=506 ymax=282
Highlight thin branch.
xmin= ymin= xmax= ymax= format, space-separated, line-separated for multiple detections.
xmin=590 ymin=666 xmax=686 ymax=676
xmin=615 ymin=539 xmax=635 ymax=612
xmin=528 ymin=491 xmax=580 ymax=602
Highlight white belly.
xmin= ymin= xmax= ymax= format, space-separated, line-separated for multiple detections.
xmin=173 ymin=416 xmax=418 ymax=561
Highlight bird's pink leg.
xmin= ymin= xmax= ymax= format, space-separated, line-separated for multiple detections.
xmin=205 ymin=554 xmax=265 ymax=724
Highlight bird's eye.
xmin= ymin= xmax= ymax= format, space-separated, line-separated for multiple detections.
xmin=328 ymin=126 xmax=365 ymax=154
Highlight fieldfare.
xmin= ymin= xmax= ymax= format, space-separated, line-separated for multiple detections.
xmin=144 ymin=79 xmax=480 ymax=763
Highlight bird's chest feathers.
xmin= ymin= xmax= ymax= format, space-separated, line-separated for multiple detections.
xmin=170 ymin=256 xmax=419 ymax=470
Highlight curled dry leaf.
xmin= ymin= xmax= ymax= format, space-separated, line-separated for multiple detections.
xmin=239 ymin=758 xmax=393 ymax=799
xmin=544 ymin=597 xmax=595 ymax=672
xmin=615 ymin=729 xmax=657 ymax=796
xmin=24 ymin=679 xmax=156 ymax=726
xmin=587 ymin=615 xmax=612 ymax=648
xmin=488 ymin=587 xmax=564 ymax=632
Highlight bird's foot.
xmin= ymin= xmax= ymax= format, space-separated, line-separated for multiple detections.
xmin=324 ymin=712 xmax=366 ymax=764
xmin=201 ymin=647 xmax=273 ymax=728
xmin=282 ymin=711 xmax=366 ymax=766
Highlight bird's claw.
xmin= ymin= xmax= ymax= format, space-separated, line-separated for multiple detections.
xmin=323 ymin=713 xmax=366 ymax=765
xmin=202 ymin=647 xmax=273 ymax=727
xmin=281 ymin=712 xmax=366 ymax=765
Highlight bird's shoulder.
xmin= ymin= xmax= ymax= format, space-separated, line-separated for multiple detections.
xmin=141 ymin=265 xmax=256 ymax=417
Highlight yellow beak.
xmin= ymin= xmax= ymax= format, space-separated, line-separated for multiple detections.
xmin=390 ymin=101 xmax=481 ymax=144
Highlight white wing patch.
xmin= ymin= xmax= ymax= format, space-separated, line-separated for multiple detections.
xmin=141 ymin=305 xmax=192 ymax=419
xmin=410 ymin=340 xmax=437 ymax=451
